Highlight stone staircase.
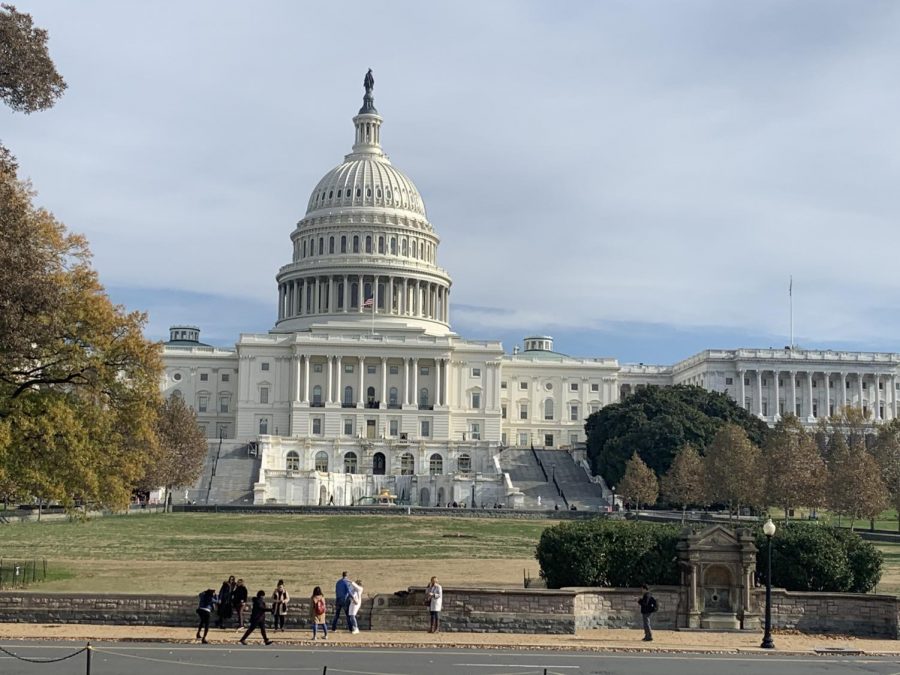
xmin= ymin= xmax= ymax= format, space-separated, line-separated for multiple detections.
xmin=496 ymin=448 xmax=564 ymax=509
xmin=184 ymin=441 xmax=261 ymax=505
xmin=534 ymin=449 xmax=609 ymax=510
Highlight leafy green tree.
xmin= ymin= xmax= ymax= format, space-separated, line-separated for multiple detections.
xmin=872 ymin=419 xmax=900 ymax=531
xmin=661 ymin=443 xmax=706 ymax=521
xmin=703 ymin=423 xmax=763 ymax=518
xmin=585 ymin=385 xmax=769 ymax=485
xmin=617 ymin=452 xmax=659 ymax=509
xmin=827 ymin=434 xmax=887 ymax=531
xmin=0 ymin=4 xmax=66 ymax=114
xmin=763 ymin=414 xmax=826 ymax=520
xmin=141 ymin=395 xmax=208 ymax=510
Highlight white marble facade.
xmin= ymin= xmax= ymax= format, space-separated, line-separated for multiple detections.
xmin=161 ymin=81 xmax=900 ymax=505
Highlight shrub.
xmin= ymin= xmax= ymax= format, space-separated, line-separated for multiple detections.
xmin=535 ymin=519 xmax=681 ymax=589
xmin=755 ymin=522 xmax=882 ymax=593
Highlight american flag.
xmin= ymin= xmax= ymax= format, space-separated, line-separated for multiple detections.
xmin=362 ymin=296 xmax=374 ymax=309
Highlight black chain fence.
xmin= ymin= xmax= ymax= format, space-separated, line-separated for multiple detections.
xmin=0 ymin=558 xmax=48 ymax=589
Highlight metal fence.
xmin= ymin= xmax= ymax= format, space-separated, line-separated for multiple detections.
xmin=0 ymin=558 xmax=47 ymax=589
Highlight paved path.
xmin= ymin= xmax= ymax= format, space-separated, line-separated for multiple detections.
xmin=2 ymin=642 xmax=900 ymax=675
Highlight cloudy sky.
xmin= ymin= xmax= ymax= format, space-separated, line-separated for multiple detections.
xmin=5 ymin=1 xmax=900 ymax=363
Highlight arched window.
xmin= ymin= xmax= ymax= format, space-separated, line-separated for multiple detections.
xmin=302 ymin=240 xmax=307 ymax=257
xmin=344 ymin=452 xmax=358 ymax=474
xmin=171 ymin=389 xmax=183 ymax=399
xmin=401 ymin=239 xmax=408 ymax=256
xmin=350 ymin=282 xmax=359 ymax=308
xmin=544 ymin=399 xmax=554 ymax=421
xmin=367 ymin=386 xmax=376 ymax=405
xmin=329 ymin=236 xmax=335 ymax=254
xmin=353 ymin=235 xmax=359 ymax=253
xmin=376 ymin=187 xmax=382 ymax=199
xmin=400 ymin=452 xmax=415 ymax=475
xmin=429 ymin=453 xmax=443 ymax=475
xmin=318 ymin=237 xmax=324 ymax=255
xmin=378 ymin=236 xmax=385 ymax=253
xmin=341 ymin=235 xmax=347 ymax=253
xmin=390 ymin=237 xmax=397 ymax=255
xmin=373 ymin=452 xmax=386 ymax=475
xmin=412 ymin=240 xmax=418 ymax=258
xmin=356 ymin=187 xmax=361 ymax=198
xmin=259 ymin=417 xmax=268 ymax=434
xmin=365 ymin=236 xmax=372 ymax=253
xmin=419 ymin=387 xmax=430 ymax=408
xmin=337 ymin=282 xmax=344 ymax=309
xmin=458 ymin=454 xmax=472 ymax=474
xmin=315 ymin=451 xmax=328 ymax=472
xmin=312 ymin=384 xmax=322 ymax=405
xmin=286 ymin=451 xmax=300 ymax=471
xmin=389 ymin=386 xmax=398 ymax=407
xmin=343 ymin=385 xmax=354 ymax=406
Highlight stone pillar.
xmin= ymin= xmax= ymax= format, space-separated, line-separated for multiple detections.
xmin=335 ymin=356 xmax=343 ymax=405
xmin=387 ymin=277 xmax=394 ymax=314
xmin=875 ymin=374 xmax=882 ymax=420
xmin=380 ymin=357 xmax=387 ymax=409
xmin=773 ymin=370 xmax=780 ymax=418
xmin=755 ymin=370 xmax=763 ymax=416
xmin=825 ymin=372 xmax=831 ymax=418
xmin=357 ymin=356 xmax=365 ymax=408
xmin=294 ymin=355 xmax=301 ymax=402
xmin=790 ymin=371 xmax=797 ymax=417
xmin=413 ymin=357 xmax=419 ymax=407
xmin=326 ymin=355 xmax=334 ymax=403
xmin=893 ymin=374 xmax=898 ymax=419
xmin=403 ymin=358 xmax=410 ymax=405
xmin=807 ymin=371 xmax=814 ymax=419
xmin=357 ymin=275 xmax=364 ymax=313
xmin=858 ymin=374 xmax=864 ymax=413
xmin=841 ymin=372 xmax=847 ymax=410
xmin=403 ymin=278 xmax=409 ymax=315
xmin=738 ymin=369 xmax=746 ymax=409
xmin=343 ymin=275 xmax=349 ymax=313
xmin=435 ymin=358 xmax=442 ymax=406
xmin=303 ymin=356 xmax=310 ymax=404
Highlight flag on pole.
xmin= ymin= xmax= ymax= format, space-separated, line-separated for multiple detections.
xmin=362 ymin=296 xmax=374 ymax=309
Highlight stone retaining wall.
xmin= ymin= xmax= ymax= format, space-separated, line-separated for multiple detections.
xmin=0 ymin=587 xmax=896 ymax=638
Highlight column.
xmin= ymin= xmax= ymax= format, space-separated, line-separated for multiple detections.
xmin=326 ymin=355 xmax=334 ymax=403
xmin=380 ymin=357 xmax=387 ymax=408
xmin=403 ymin=357 xmax=410 ymax=405
xmin=343 ymin=275 xmax=349 ymax=313
xmin=303 ymin=355 xmax=310 ymax=404
xmin=357 ymin=356 xmax=365 ymax=408
xmin=294 ymin=355 xmax=301 ymax=401
xmin=387 ymin=277 xmax=394 ymax=314
xmin=858 ymin=374 xmax=864 ymax=412
xmin=435 ymin=358 xmax=442 ymax=407
xmin=773 ymin=370 xmax=780 ymax=418
xmin=875 ymin=374 xmax=882 ymax=420
xmin=841 ymin=372 xmax=847 ymax=409
xmin=374 ymin=274 xmax=380 ymax=315
xmin=807 ymin=372 xmax=814 ymax=419
xmin=892 ymin=374 xmax=898 ymax=419
xmin=412 ymin=357 xmax=419 ymax=407
xmin=328 ymin=277 xmax=335 ymax=313
xmin=335 ymin=356 xmax=343 ymax=405
xmin=790 ymin=371 xmax=797 ymax=417
xmin=825 ymin=372 xmax=831 ymax=418
xmin=357 ymin=275 xmax=364 ymax=313
xmin=738 ymin=369 xmax=746 ymax=409
xmin=755 ymin=370 xmax=763 ymax=416
xmin=403 ymin=278 xmax=409 ymax=315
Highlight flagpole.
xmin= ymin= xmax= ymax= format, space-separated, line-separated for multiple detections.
xmin=789 ymin=275 xmax=793 ymax=350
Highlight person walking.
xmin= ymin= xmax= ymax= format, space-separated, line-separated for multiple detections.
xmin=195 ymin=588 xmax=217 ymax=643
xmin=637 ymin=584 xmax=657 ymax=642
xmin=347 ymin=579 xmax=363 ymax=634
xmin=232 ymin=578 xmax=249 ymax=628
xmin=239 ymin=590 xmax=273 ymax=645
xmin=330 ymin=571 xmax=352 ymax=631
xmin=310 ymin=586 xmax=328 ymax=640
xmin=425 ymin=576 xmax=443 ymax=633
xmin=271 ymin=580 xmax=290 ymax=632
xmin=216 ymin=576 xmax=234 ymax=629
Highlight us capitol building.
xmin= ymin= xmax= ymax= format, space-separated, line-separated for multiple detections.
xmin=162 ymin=76 xmax=900 ymax=507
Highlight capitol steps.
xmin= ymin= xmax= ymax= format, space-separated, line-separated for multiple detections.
xmin=533 ymin=449 xmax=610 ymax=510
xmin=496 ymin=448 xmax=562 ymax=509
xmin=194 ymin=442 xmax=261 ymax=505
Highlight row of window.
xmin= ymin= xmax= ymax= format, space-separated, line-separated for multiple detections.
xmin=299 ymin=233 xmax=434 ymax=263
xmin=501 ymin=401 xmax=588 ymax=421
xmin=172 ymin=372 xmax=230 ymax=383
xmin=500 ymin=380 xmax=602 ymax=393
xmin=287 ymin=450 xmax=470 ymax=476
xmin=741 ymin=376 xmax=893 ymax=390
xmin=312 ymin=184 xmax=419 ymax=210
xmin=749 ymin=400 xmax=889 ymax=419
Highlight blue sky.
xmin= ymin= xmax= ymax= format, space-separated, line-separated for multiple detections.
xmin=6 ymin=1 xmax=900 ymax=364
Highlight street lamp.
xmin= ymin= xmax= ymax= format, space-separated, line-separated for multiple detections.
xmin=761 ymin=517 xmax=777 ymax=649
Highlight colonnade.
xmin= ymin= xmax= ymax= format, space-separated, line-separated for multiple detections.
xmin=737 ymin=369 xmax=898 ymax=421
xmin=278 ymin=274 xmax=448 ymax=323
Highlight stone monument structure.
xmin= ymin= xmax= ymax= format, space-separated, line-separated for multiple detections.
xmin=675 ymin=525 xmax=761 ymax=630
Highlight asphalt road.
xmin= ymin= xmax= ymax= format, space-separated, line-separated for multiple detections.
xmin=2 ymin=642 xmax=900 ymax=675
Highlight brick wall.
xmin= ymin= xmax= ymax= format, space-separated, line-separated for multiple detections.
xmin=753 ymin=588 xmax=899 ymax=639
xmin=572 ymin=587 xmax=680 ymax=630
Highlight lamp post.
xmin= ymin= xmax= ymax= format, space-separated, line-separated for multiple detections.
xmin=761 ymin=517 xmax=776 ymax=649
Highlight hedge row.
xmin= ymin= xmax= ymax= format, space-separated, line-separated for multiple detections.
xmin=535 ymin=519 xmax=883 ymax=593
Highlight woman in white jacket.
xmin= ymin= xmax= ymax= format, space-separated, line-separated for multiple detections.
xmin=347 ymin=579 xmax=363 ymax=634
xmin=425 ymin=576 xmax=443 ymax=633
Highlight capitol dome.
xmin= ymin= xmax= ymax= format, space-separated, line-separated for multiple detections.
xmin=274 ymin=74 xmax=452 ymax=336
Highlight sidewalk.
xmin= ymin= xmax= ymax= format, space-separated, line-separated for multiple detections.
xmin=0 ymin=624 xmax=897 ymax=655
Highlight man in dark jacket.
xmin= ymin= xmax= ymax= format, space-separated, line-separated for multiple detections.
xmin=232 ymin=579 xmax=249 ymax=628
xmin=331 ymin=571 xmax=353 ymax=631
xmin=239 ymin=590 xmax=273 ymax=645
xmin=637 ymin=584 xmax=657 ymax=641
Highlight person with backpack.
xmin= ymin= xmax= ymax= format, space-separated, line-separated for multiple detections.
xmin=310 ymin=586 xmax=328 ymax=640
xmin=637 ymin=584 xmax=657 ymax=641
xmin=239 ymin=590 xmax=273 ymax=645
xmin=195 ymin=588 xmax=217 ymax=643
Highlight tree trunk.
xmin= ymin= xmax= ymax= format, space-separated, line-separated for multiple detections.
xmin=37 ymin=499 xmax=42 ymax=522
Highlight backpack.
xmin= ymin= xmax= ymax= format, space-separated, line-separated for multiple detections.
xmin=648 ymin=596 xmax=658 ymax=613
xmin=314 ymin=597 xmax=326 ymax=615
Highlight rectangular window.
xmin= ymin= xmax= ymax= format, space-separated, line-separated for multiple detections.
xmin=314 ymin=364 xmax=323 ymax=373
xmin=389 ymin=419 xmax=399 ymax=436
xmin=744 ymin=377 xmax=750 ymax=386
xmin=570 ymin=382 xmax=579 ymax=392
xmin=420 ymin=366 xmax=430 ymax=375
xmin=198 ymin=396 xmax=208 ymax=413
xmin=880 ymin=381 xmax=884 ymax=390
xmin=501 ymin=404 xmax=507 ymax=419
xmin=544 ymin=433 xmax=554 ymax=447
xmin=312 ymin=418 xmax=322 ymax=435
xmin=222 ymin=373 xmax=230 ymax=382
xmin=570 ymin=405 xmax=579 ymax=421
xmin=345 ymin=364 xmax=354 ymax=374
xmin=390 ymin=366 xmax=399 ymax=375
xmin=260 ymin=387 xmax=269 ymax=404
xmin=420 ymin=420 xmax=430 ymax=437
xmin=518 ymin=432 xmax=529 ymax=446
xmin=200 ymin=373 xmax=208 ymax=382
xmin=725 ymin=377 xmax=733 ymax=385
xmin=519 ymin=381 xmax=528 ymax=390
xmin=591 ymin=383 xmax=600 ymax=392
xmin=470 ymin=422 xmax=481 ymax=440
xmin=762 ymin=378 xmax=767 ymax=386
xmin=569 ymin=433 xmax=579 ymax=445
xmin=472 ymin=367 xmax=481 ymax=377
xmin=590 ymin=404 xmax=600 ymax=414
xmin=343 ymin=418 xmax=353 ymax=436
xmin=471 ymin=392 xmax=481 ymax=409
xmin=367 ymin=365 xmax=376 ymax=374
xmin=219 ymin=399 xmax=229 ymax=413
xmin=863 ymin=382 xmax=868 ymax=390
xmin=261 ymin=362 xmax=270 ymax=371
xmin=812 ymin=380 xmax=817 ymax=388
xmin=501 ymin=432 xmax=507 ymax=446
xmin=501 ymin=381 xmax=508 ymax=390
xmin=520 ymin=404 xmax=528 ymax=420
xmin=762 ymin=401 xmax=768 ymax=416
